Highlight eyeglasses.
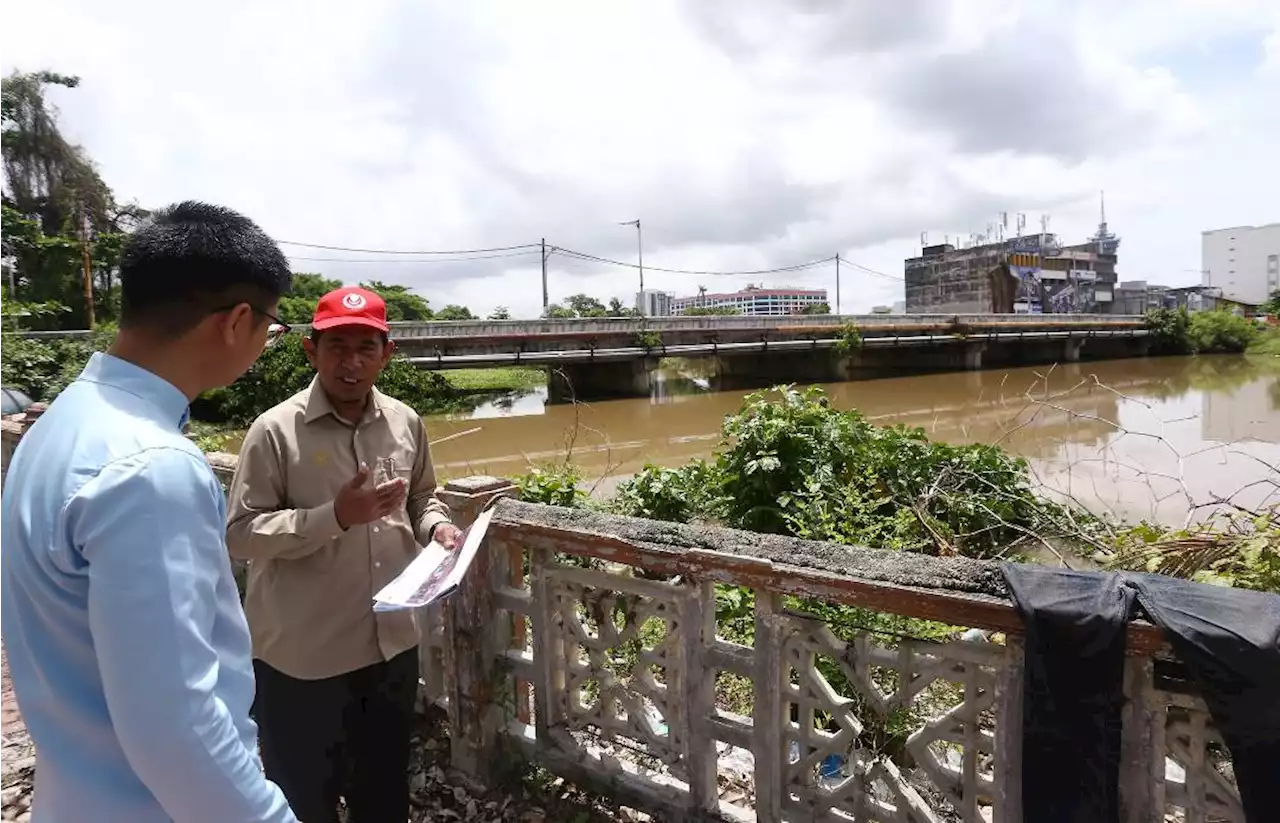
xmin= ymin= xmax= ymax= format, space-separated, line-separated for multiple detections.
xmin=211 ymin=302 xmax=292 ymax=341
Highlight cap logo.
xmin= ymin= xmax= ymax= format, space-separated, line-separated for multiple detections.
xmin=341 ymin=292 xmax=367 ymax=311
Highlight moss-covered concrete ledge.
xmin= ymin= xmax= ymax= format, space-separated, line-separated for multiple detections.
xmin=490 ymin=497 xmax=1008 ymax=597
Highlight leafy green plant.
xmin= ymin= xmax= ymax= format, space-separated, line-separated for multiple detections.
xmin=1145 ymin=307 xmax=1193 ymax=355
xmin=716 ymin=386 xmax=1047 ymax=557
xmin=833 ymin=321 xmax=862 ymax=356
xmin=0 ymin=332 xmax=109 ymax=400
xmin=633 ymin=330 xmax=662 ymax=349
xmin=1188 ymin=310 xmax=1258 ymax=354
xmin=1105 ymin=514 xmax=1280 ymax=592
xmin=611 ymin=460 xmax=723 ymax=523
xmin=515 ymin=462 xmax=586 ymax=508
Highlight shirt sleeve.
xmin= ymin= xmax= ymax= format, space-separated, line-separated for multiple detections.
xmin=408 ymin=415 xmax=452 ymax=545
xmin=74 ymin=448 xmax=298 ymax=823
xmin=225 ymin=419 xmax=345 ymax=561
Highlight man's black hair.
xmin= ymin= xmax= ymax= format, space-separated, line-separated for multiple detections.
xmin=119 ymin=201 xmax=292 ymax=338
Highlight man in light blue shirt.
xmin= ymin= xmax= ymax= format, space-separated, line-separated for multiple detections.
xmin=1 ymin=201 xmax=299 ymax=822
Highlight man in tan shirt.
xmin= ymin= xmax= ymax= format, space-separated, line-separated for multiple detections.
xmin=226 ymin=285 xmax=461 ymax=823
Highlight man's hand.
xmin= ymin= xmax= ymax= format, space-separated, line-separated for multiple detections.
xmin=333 ymin=463 xmax=406 ymax=530
xmin=432 ymin=522 xmax=463 ymax=550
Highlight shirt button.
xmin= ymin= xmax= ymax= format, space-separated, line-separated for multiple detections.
xmin=375 ymin=562 xmax=382 ymax=569
xmin=373 ymin=526 xmax=380 ymax=533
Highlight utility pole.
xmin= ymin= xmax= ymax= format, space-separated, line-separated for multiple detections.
xmin=835 ymin=255 xmax=842 ymax=315
xmin=79 ymin=207 xmax=96 ymax=329
xmin=619 ymin=219 xmax=643 ymax=312
xmin=540 ymin=238 xmax=549 ymax=315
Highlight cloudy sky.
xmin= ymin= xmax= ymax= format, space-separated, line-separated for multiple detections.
xmin=4 ymin=0 xmax=1278 ymax=318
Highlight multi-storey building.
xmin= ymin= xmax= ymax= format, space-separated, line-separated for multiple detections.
xmin=1202 ymin=223 xmax=1280 ymax=307
xmin=671 ymin=285 xmax=828 ymax=316
xmin=635 ymin=289 xmax=674 ymax=317
xmin=904 ymin=218 xmax=1122 ymax=314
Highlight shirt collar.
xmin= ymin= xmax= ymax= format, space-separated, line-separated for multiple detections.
xmin=302 ymin=375 xmax=384 ymax=426
xmin=78 ymin=352 xmax=191 ymax=430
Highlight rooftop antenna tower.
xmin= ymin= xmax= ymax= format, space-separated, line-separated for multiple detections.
xmin=1090 ymin=190 xmax=1120 ymax=255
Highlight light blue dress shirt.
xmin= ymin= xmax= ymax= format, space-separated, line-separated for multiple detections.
xmin=1 ymin=353 xmax=296 ymax=823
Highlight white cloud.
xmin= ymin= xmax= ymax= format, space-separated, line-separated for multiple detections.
xmin=2 ymin=0 xmax=1277 ymax=318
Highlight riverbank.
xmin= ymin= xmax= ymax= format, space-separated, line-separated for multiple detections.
xmin=1247 ymin=326 xmax=1280 ymax=356
xmin=438 ymin=367 xmax=546 ymax=392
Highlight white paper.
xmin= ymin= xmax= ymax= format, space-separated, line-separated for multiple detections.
xmin=372 ymin=507 xmax=494 ymax=612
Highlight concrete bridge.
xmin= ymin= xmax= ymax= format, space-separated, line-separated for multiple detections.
xmin=14 ymin=314 xmax=1150 ymax=403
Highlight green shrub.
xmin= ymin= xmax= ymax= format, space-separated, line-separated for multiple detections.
xmin=833 ymin=321 xmax=863 ymax=356
xmin=612 ymin=461 xmax=723 ymax=523
xmin=1188 ymin=310 xmax=1258 ymax=354
xmin=0 ymin=332 xmax=111 ymax=401
xmin=1144 ymin=307 xmax=1193 ymax=355
xmin=515 ymin=462 xmax=586 ymax=508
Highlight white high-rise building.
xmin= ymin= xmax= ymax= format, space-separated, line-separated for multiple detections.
xmin=1202 ymin=223 xmax=1280 ymax=306
xmin=636 ymin=289 xmax=673 ymax=317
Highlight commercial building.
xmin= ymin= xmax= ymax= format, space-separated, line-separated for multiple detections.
xmin=904 ymin=220 xmax=1121 ymax=314
xmin=671 ymin=285 xmax=828 ymax=316
xmin=635 ymin=289 xmax=674 ymax=317
xmin=1201 ymin=223 xmax=1280 ymax=307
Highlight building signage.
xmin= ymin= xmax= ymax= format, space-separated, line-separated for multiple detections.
xmin=1008 ymin=235 xmax=1063 ymax=256
xmin=1070 ymin=269 xmax=1097 ymax=281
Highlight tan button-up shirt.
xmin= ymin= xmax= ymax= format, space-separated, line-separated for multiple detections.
xmin=226 ymin=378 xmax=451 ymax=680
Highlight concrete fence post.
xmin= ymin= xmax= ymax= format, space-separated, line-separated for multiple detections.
xmin=432 ymin=475 xmax=518 ymax=783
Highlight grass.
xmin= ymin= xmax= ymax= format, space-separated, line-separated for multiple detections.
xmin=1247 ymin=327 xmax=1280 ymax=356
xmin=438 ymin=367 xmax=546 ymax=392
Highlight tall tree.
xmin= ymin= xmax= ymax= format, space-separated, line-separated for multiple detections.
xmin=360 ymin=280 xmax=435 ymax=322
xmin=2 ymin=71 xmax=132 ymax=326
xmin=435 ymin=304 xmax=475 ymax=321
xmin=275 ymin=272 xmax=342 ymax=324
xmin=606 ymin=297 xmax=638 ymax=317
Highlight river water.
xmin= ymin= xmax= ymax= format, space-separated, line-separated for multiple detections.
xmin=422 ymin=355 xmax=1280 ymax=527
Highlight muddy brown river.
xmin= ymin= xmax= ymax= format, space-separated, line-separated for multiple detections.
xmin=419 ymin=355 xmax=1280 ymax=526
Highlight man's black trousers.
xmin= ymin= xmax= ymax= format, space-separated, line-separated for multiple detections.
xmin=253 ymin=649 xmax=419 ymax=823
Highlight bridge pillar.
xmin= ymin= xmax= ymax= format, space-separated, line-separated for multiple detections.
xmin=716 ymin=349 xmax=842 ymax=386
xmin=1063 ymin=337 xmax=1084 ymax=362
xmin=963 ymin=343 xmax=985 ymax=370
xmin=546 ymin=359 xmax=655 ymax=403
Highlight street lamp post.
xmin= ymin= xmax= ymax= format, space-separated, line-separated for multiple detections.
xmin=620 ymin=219 xmax=643 ymax=310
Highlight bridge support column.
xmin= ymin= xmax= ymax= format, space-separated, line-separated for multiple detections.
xmin=1063 ymin=338 xmax=1084 ymax=363
xmin=716 ymin=349 xmax=842 ymax=386
xmin=963 ymin=343 xmax=985 ymax=371
xmin=547 ymin=359 xmax=655 ymax=403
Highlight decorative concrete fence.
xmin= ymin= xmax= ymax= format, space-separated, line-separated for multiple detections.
xmin=0 ymin=416 xmax=1247 ymax=823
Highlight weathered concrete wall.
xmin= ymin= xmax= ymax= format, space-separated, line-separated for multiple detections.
xmin=905 ymin=251 xmax=1005 ymax=314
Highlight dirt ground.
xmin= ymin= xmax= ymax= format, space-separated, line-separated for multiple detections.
xmin=1 ymin=645 xmax=35 ymax=822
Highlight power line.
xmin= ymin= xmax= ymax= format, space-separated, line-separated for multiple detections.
xmin=837 ymin=255 xmax=903 ymax=282
xmin=552 ymin=246 xmax=835 ymax=277
xmin=286 ymin=249 xmax=543 ymax=264
xmin=277 ymin=239 xmax=541 ymax=255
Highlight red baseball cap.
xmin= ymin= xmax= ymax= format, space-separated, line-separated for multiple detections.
xmin=311 ymin=286 xmax=389 ymax=332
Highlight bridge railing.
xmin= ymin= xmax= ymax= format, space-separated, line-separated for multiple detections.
xmin=5 ymin=313 xmax=1146 ymax=341
xmin=431 ymin=481 xmax=1242 ymax=823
